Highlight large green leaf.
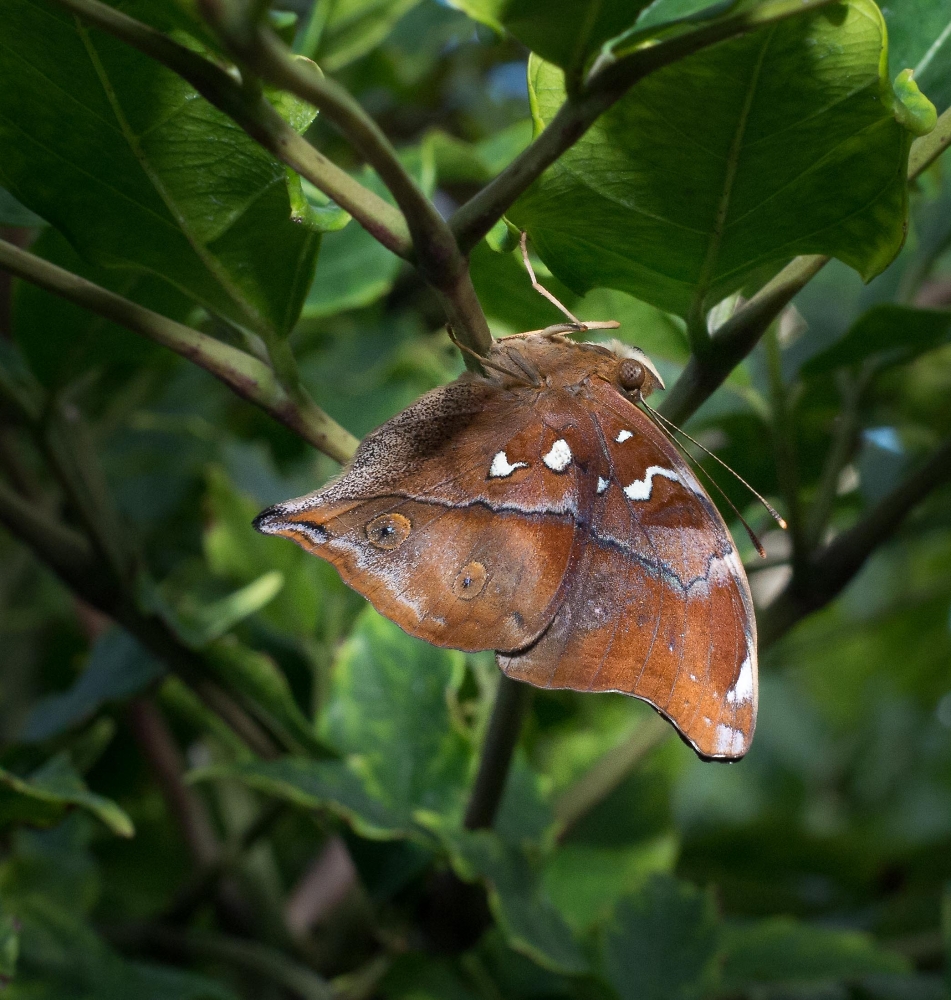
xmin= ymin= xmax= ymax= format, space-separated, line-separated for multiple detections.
xmin=882 ymin=1 xmax=951 ymax=113
xmin=320 ymin=609 xmax=471 ymax=825
xmin=23 ymin=630 xmax=164 ymax=743
xmin=512 ymin=0 xmax=932 ymax=322
xmin=801 ymin=304 xmax=951 ymax=377
xmin=0 ymin=0 xmax=320 ymax=338
xmin=720 ymin=917 xmax=909 ymax=990
xmin=443 ymin=0 xmax=651 ymax=75
xmin=0 ymin=755 xmax=133 ymax=838
xmin=601 ymin=875 xmax=720 ymax=1000
xmin=423 ymin=821 xmax=588 ymax=975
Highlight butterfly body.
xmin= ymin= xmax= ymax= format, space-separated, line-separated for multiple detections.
xmin=255 ymin=335 xmax=757 ymax=760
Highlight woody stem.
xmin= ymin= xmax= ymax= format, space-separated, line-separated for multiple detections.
xmin=463 ymin=676 xmax=533 ymax=830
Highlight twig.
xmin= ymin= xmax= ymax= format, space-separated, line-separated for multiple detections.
xmin=450 ymin=0 xmax=841 ymax=253
xmin=0 ymin=238 xmax=358 ymax=464
xmin=128 ymin=698 xmax=221 ymax=869
xmin=199 ymin=15 xmax=493 ymax=357
xmin=463 ymin=676 xmax=533 ymax=830
xmin=46 ymin=0 xmax=411 ymax=258
xmin=759 ymin=432 xmax=951 ymax=647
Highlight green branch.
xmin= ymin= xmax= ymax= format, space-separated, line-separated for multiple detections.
xmin=198 ymin=12 xmax=493 ymax=357
xmin=759 ymin=431 xmax=951 ymax=647
xmin=46 ymin=0 xmax=411 ymax=258
xmin=0 ymin=239 xmax=358 ymax=464
xmin=450 ymin=0 xmax=841 ymax=254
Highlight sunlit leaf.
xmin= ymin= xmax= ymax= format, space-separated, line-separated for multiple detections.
xmin=513 ymin=1 xmax=929 ymax=320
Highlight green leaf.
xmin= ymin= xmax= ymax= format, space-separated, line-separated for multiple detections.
xmin=882 ymin=1 xmax=951 ymax=114
xmin=512 ymin=1 xmax=922 ymax=321
xmin=720 ymin=917 xmax=909 ymax=990
xmin=0 ymin=910 xmax=18 ymax=980
xmin=424 ymin=822 xmax=588 ymax=975
xmin=801 ymin=304 xmax=951 ymax=376
xmin=302 ymin=148 xmax=434 ymax=318
xmin=312 ymin=0 xmax=425 ymax=70
xmin=601 ymin=875 xmax=720 ymax=1000
xmin=23 ymin=630 xmax=165 ymax=743
xmin=154 ymin=571 xmax=285 ymax=648
xmin=0 ymin=186 xmax=45 ymax=226
xmin=0 ymin=755 xmax=134 ymax=838
xmin=443 ymin=0 xmax=652 ymax=75
xmin=0 ymin=0 xmax=320 ymax=338
xmin=320 ymin=609 xmax=471 ymax=826
xmin=190 ymin=756 xmax=407 ymax=839
xmin=204 ymin=639 xmax=328 ymax=757
xmin=543 ymin=837 xmax=678 ymax=934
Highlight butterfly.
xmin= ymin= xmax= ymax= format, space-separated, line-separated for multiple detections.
xmin=254 ymin=327 xmax=760 ymax=761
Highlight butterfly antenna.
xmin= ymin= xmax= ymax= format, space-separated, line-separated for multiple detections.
xmin=644 ymin=402 xmax=788 ymax=531
xmin=446 ymin=326 xmax=536 ymax=386
xmin=520 ymin=232 xmax=585 ymax=326
xmin=639 ymin=405 xmax=769 ymax=559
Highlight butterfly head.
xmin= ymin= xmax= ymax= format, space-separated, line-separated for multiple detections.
xmin=610 ymin=343 xmax=665 ymax=402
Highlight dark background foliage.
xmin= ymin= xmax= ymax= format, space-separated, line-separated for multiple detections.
xmin=0 ymin=0 xmax=950 ymax=998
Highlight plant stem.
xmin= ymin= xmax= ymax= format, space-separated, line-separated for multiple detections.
xmin=46 ymin=0 xmax=411 ymax=258
xmin=759 ymin=431 xmax=951 ymax=647
xmin=450 ymin=0 xmax=841 ymax=253
xmin=463 ymin=676 xmax=533 ymax=830
xmin=203 ymin=18 xmax=493 ymax=357
xmin=0 ymin=238 xmax=358 ymax=464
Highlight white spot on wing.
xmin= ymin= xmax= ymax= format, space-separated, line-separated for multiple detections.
xmin=726 ymin=655 xmax=754 ymax=705
xmin=615 ymin=429 xmax=633 ymax=443
xmin=489 ymin=451 xmax=528 ymax=478
xmin=715 ymin=724 xmax=745 ymax=755
xmin=623 ymin=466 xmax=679 ymax=501
xmin=542 ymin=439 xmax=572 ymax=472
xmin=597 ymin=477 xmax=609 ymax=494
xmin=292 ymin=524 xmax=327 ymax=546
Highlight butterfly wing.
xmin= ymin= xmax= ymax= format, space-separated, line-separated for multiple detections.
xmin=498 ymin=384 xmax=757 ymax=761
xmin=255 ymin=378 xmax=589 ymax=653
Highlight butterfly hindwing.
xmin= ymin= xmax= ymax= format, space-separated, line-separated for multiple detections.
xmin=498 ymin=384 xmax=757 ymax=761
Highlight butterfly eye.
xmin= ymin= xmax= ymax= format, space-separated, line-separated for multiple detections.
xmin=453 ymin=561 xmax=488 ymax=599
xmin=366 ymin=513 xmax=412 ymax=550
xmin=618 ymin=359 xmax=645 ymax=393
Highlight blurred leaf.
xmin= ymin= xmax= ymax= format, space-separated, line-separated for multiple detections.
xmin=302 ymin=148 xmax=434 ymax=318
xmin=0 ymin=0 xmax=320 ymax=338
xmin=543 ymin=837 xmax=678 ymax=934
xmin=190 ymin=755 xmax=406 ymax=839
xmin=0 ymin=755 xmax=133 ymax=838
xmin=801 ymin=304 xmax=951 ymax=377
xmin=882 ymin=1 xmax=951 ymax=114
xmin=312 ymin=0 xmax=424 ymax=70
xmin=424 ymin=820 xmax=588 ymax=975
xmin=512 ymin=1 xmax=926 ymax=320
xmin=444 ymin=0 xmax=650 ymax=75
xmin=601 ymin=874 xmax=720 ymax=1000
xmin=425 ymin=121 xmax=533 ymax=186
xmin=155 ymin=570 xmax=285 ymax=647
xmin=0 ymin=909 xmax=18 ymax=980
xmin=720 ymin=917 xmax=909 ymax=991
xmin=204 ymin=639 xmax=327 ymax=756
xmin=23 ymin=630 xmax=164 ymax=743
xmin=0 ymin=186 xmax=45 ymax=226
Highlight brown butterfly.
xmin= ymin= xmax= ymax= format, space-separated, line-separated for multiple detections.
xmin=255 ymin=326 xmax=761 ymax=760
